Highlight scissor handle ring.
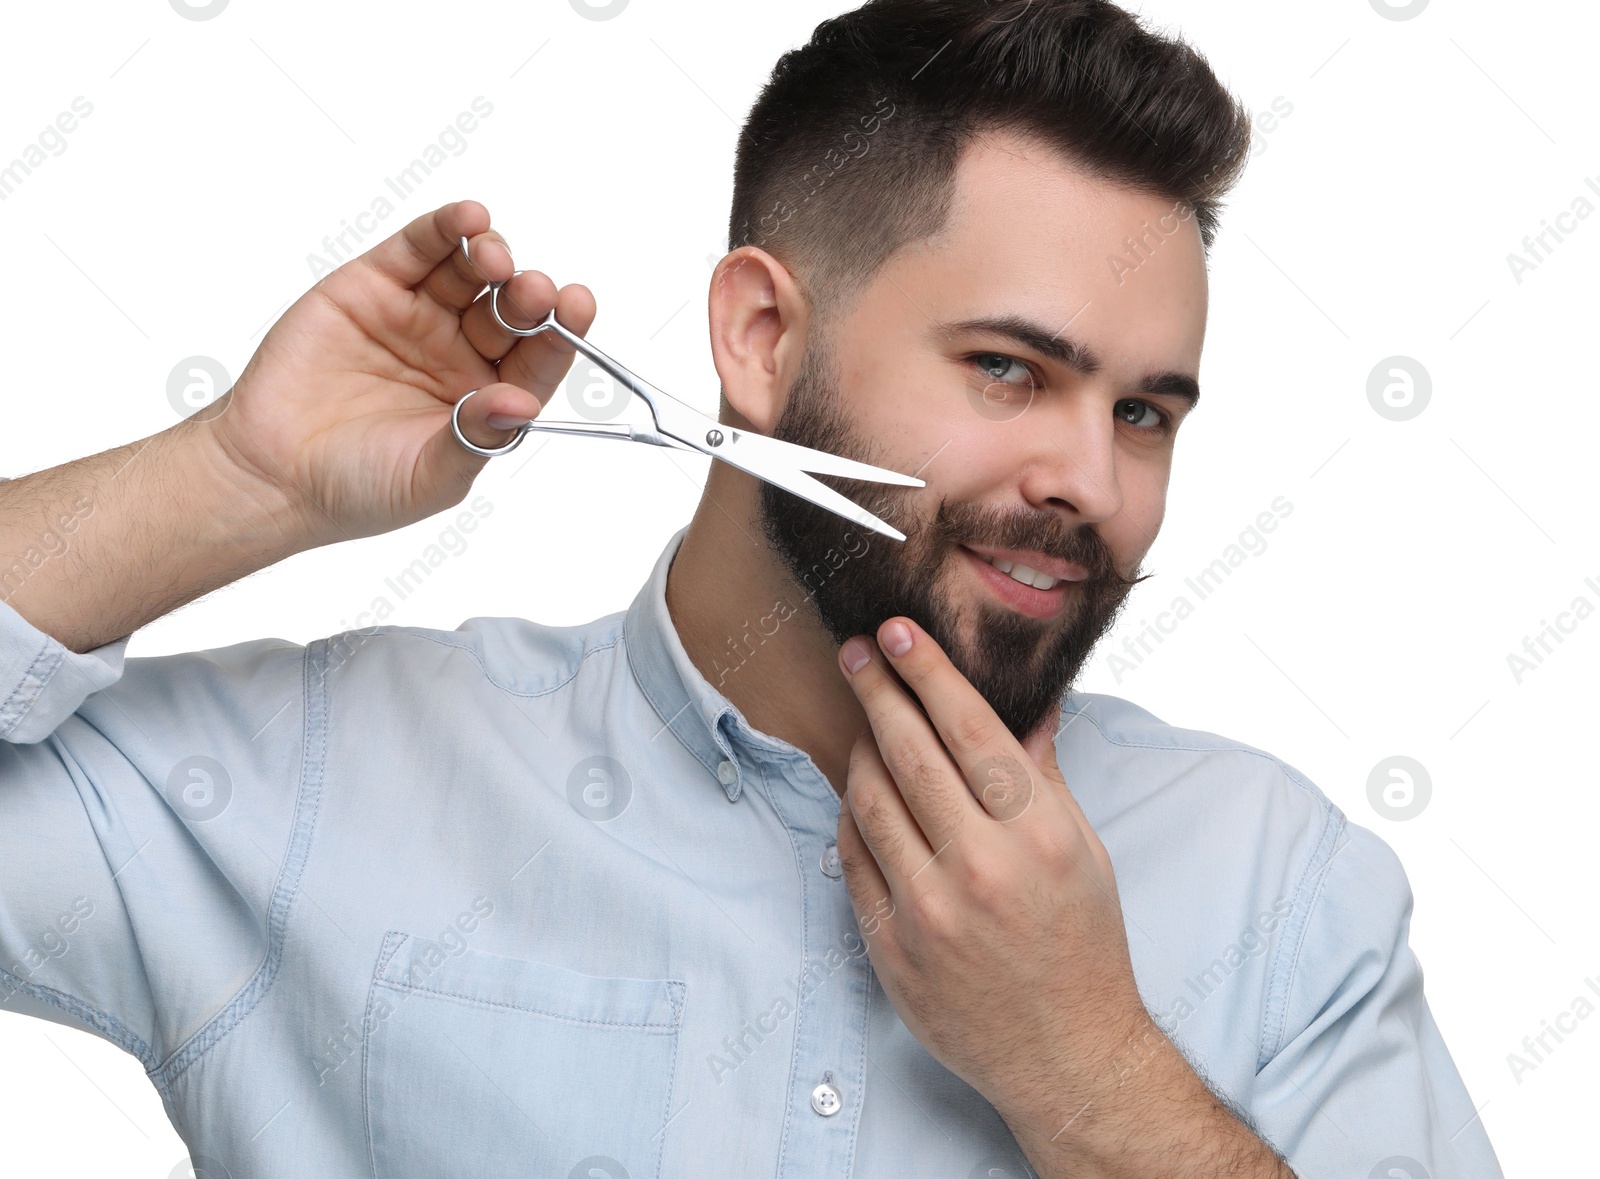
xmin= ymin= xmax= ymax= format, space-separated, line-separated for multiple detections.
xmin=459 ymin=237 xmax=558 ymax=339
xmin=451 ymin=388 xmax=530 ymax=457
xmin=489 ymin=277 xmax=557 ymax=338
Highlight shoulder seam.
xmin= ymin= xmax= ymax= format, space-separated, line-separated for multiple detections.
xmin=1061 ymin=702 xmax=1347 ymax=1071
xmin=1257 ymin=769 xmax=1346 ymax=1069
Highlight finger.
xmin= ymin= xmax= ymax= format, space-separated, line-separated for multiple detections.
xmin=357 ymin=199 xmax=491 ymax=291
xmin=844 ymin=722 xmax=935 ymax=890
xmin=865 ymin=617 xmax=1046 ymax=825
xmin=460 ymin=270 xmax=597 ymax=391
xmin=836 ymin=794 xmax=894 ymax=939
xmin=840 ymin=634 xmax=981 ymax=853
xmin=460 ymin=266 xmax=560 ymax=361
xmin=442 ymin=379 xmax=545 ymax=455
xmin=493 ymin=281 xmax=599 ymax=394
xmin=421 ymin=227 xmax=517 ymax=315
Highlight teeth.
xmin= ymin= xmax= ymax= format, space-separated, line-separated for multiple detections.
xmin=974 ymin=550 xmax=1059 ymax=591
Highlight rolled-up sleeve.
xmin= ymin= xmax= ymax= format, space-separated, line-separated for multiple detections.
xmin=0 ymin=604 xmax=130 ymax=745
xmin=1254 ymin=818 xmax=1503 ymax=1178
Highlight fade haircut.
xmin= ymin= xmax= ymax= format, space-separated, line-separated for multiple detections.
xmin=727 ymin=0 xmax=1255 ymax=327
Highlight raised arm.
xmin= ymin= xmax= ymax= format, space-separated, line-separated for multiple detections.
xmin=0 ymin=199 xmax=593 ymax=653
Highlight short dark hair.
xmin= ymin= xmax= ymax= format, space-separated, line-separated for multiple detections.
xmin=727 ymin=0 xmax=1254 ymax=325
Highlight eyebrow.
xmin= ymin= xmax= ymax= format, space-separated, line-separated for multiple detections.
xmin=937 ymin=313 xmax=1201 ymax=410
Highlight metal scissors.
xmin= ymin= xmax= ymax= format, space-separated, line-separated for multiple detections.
xmin=450 ymin=236 xmax=923 ymax=542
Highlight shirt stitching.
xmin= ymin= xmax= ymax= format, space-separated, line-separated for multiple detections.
xmin=842 ymin=926 xmax=870 ymax=1175
xmin=369 ymin=976 xmax=683 ymax=1031
xmin=1059 ymin=700 xmax=1344 ymax=1073
xmin=652 ymin=979 xmax=688 ymax=1179
xmin=620 ymin=626 xmax=728 ymax=788
xmin=7 ymin=728 xmax=164 ymax=1071
xmin=755 ymin=758 xmax=814 ymax=1174
xmin=1258 ymin=773 xmax=1345 ymax=1069
xmin=0 ymin=968 xmax=157 ymax=1071
xmin=150 ymin=636 xmax=329 ymax=1090
xmin=0 ymin=637 xmax=64 ymax=740
xmin=364 ymin=930 xmax=411 ymax=1179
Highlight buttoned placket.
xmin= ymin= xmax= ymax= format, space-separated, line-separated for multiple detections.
xmin=749 ymin=746 xmax=873 ymax=1178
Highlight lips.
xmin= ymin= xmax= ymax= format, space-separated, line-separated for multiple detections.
xmin=968 ymin=549 xmax=1064 ymax=590
xmin=958 ymin=545 xmax=1075 ymax=620
xmin=959 ymin=544 xmax=1089 ymax=587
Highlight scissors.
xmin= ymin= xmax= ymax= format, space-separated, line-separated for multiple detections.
xmin=450 ymin=236 xmax=924 ymax=542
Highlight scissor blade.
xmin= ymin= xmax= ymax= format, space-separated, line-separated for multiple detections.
xmin=632 ymin=386 xmax=921 ymax=538
xmin=717 ymin=427 xmax=926 ymax=487
xmin=710 ymin=448 xmax=912 ymax=541
xmin=645 ymin=393 xmax=924 ymax=488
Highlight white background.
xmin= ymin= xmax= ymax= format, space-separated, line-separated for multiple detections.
xmin=1 ymin=0 xmax=1593 ymax=1175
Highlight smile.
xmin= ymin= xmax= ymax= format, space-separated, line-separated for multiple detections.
xmin=969 ymin=550 xmax=1062 ymax=590
xmin=958 ymin=545 xmax=1076 ymax=620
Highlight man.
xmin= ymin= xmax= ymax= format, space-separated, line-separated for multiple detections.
xmin=0 ymin=1 xmax=1499 ymax=1176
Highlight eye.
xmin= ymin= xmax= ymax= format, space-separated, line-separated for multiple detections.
xmin=1115 ymin=397 xmax=1172 ymax=435
xmin=969 ymin=353 xmax=1033 ymax=385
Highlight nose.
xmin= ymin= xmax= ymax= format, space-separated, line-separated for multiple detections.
xmin=1014 ymin=394 xmax=1124 ymax=525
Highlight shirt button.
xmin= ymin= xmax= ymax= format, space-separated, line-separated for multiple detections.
xmin=819 ymin=843 xmax=843 ymax=878
xmin=810 ymin=1080 xmax=842 ymax=1116
xmin=716 ymin=759 xmax=737 ymax=785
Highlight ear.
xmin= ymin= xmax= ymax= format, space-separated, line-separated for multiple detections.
xmin=707 ymin=246 xmax=811 ymax=434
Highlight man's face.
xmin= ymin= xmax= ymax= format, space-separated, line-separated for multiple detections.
xmin=758 ymin=130 xmax=1209 ymax=742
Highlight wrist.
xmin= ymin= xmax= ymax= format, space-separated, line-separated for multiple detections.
xmin=173 ymin=412 xmax=320 ymax=569
xmin=181 ymin=411 xmax=320 ymax=563
xmin=999 ymin=1009 xmax=1265 ymax=1179
xmin=991 ymin=1011 xmax=1149 ymax=1176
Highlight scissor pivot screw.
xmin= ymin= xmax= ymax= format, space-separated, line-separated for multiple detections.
xmin=705 ymin=429 xmax=724 ymax=447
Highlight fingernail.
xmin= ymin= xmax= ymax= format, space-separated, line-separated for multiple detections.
xmin=881 ymin=620 xmax=912 ymax=657
xmin=841 ymin=637 xmax=872 ymax=675
xmin=486 ymin=414 xmax=530 ymax=430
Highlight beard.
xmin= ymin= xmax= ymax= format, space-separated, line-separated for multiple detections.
xmin=756 ymin=333 xmax=1149 ymax=742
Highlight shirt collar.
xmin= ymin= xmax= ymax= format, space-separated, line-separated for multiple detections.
xmin=624 ymin=526 xmax=750 ymax=802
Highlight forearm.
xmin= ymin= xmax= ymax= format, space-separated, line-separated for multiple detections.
xmin=0 ymin=416 xmax=307 ymax=653
xmin=1000 ymin=1010 xmax=1296 ymax=1179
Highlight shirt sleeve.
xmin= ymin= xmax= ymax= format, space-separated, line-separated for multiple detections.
xmin=0 ymin=604 xmax=131 ymax=745
xmin=0 ymin=595 xmax=309 ymax=1071
xmin=1253 ymin=817 xmax=1504 ymax=1178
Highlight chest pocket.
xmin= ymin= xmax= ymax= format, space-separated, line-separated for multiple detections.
xmin=363 ymin=931 xmax=686 ymax=1179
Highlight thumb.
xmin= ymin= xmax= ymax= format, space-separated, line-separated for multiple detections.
xmin=419 ymin=381 xmax=546 ymax=485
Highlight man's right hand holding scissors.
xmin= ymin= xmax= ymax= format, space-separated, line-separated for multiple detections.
xmin=0 ymin=200 xmax=593 ymax=653
xmin=213 ymin=199 xmax=594 ymax=545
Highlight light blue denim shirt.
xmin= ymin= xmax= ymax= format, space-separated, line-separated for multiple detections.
xmin=0 ymin=526 xmax=1500 ymax=1179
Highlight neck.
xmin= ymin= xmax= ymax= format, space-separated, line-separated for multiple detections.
xmin=665 ymin=478 xmax=866 ymax=797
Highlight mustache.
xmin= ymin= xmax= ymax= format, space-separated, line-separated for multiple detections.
xmin=768 ymin=399 xmax=1146 ymax=592
xmin=926 ymin=497 xmax=1146 ymax=589
xmin=795 ymin=474 xmax=1148 ymax=592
